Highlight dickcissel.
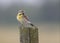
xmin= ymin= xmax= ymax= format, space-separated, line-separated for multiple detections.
xmin=17 ymin=10 xmax=34 ymax=26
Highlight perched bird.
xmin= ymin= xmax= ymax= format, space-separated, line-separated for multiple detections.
xmin=17 ymin=10 xmax=34 ymax=27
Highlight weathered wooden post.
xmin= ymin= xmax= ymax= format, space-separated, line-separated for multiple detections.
xmin=19 ymin=26 xmax=38 ymax=43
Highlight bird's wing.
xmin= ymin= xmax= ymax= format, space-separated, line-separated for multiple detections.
xmin=23 ymin=15 xmax=29 ymax=21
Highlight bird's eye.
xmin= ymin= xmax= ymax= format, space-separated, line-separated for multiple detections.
xmin=19 ymin=14 xmax=22 ymax=16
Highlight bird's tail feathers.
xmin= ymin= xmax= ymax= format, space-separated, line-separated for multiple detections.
xmin=30 ymin=23 xmax=38 ymax=29
xmin=30 ymin=23 xmax=34 ymax=26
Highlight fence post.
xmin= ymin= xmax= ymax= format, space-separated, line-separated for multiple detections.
xmin=19 ymin=26 xmax=38 ymax=43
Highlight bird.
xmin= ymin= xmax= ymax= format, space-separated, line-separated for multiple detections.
xmin=16 ymin=10 xmax=34 ymax=27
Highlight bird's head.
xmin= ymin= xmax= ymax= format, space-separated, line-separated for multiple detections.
xmin=17 ymin=10 xmax=24 ymax=21
xmin=18 ymin=10 xmax=24 ymax=16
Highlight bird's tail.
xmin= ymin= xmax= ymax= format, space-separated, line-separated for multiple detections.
xmin=30 ymin=23 xmax=34 ymax=26
xmin=30 ymin=23 xmax=38 ymax=29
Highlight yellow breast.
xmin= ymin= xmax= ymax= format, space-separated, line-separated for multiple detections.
xmin=17 ymin=13 xmax=23 ymax=21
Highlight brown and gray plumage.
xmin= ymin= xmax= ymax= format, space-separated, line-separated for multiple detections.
xmin=16 ymin=10 xmax=34 ymax=27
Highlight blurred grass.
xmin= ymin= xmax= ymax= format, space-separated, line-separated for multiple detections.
xmin=0 ymin=23 xmax=59 ymax=43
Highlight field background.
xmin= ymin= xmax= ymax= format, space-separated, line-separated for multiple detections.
xmin=0 ymin=23 xmax=59 ymax=43
xmin=0 ymin=0 xmax=59 ymax=43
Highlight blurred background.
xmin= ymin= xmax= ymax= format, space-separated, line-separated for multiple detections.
xmin=0 ymin=0 xmax=59 ymax=43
